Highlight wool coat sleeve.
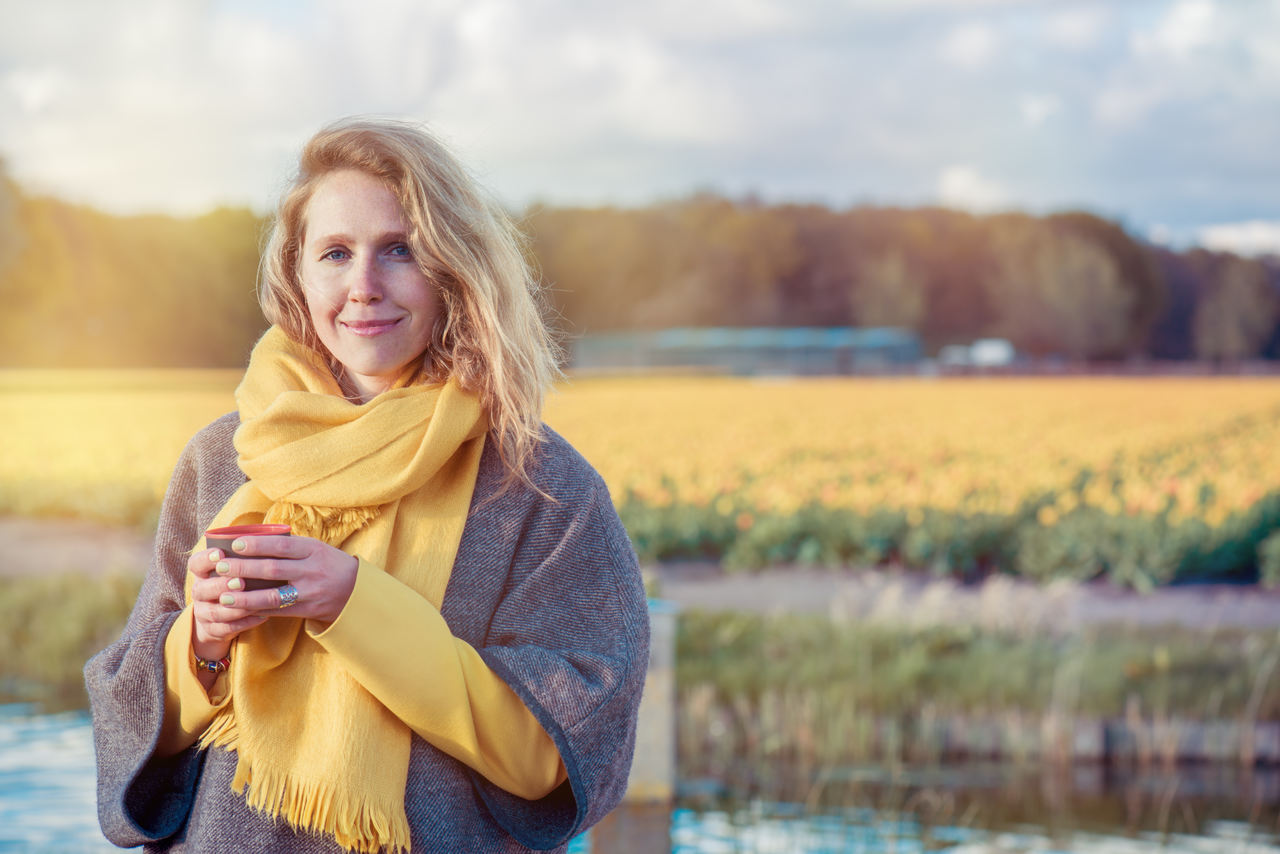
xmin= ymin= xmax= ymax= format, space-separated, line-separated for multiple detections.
xmin=450 ymin=432 xmax=652 ymax=850
xmin=83 ymin=414 xmax=244 ymax=848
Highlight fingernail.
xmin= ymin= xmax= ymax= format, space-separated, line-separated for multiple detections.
xmin=215 ymin=561 xmax=230 ymax=575
xmin=227 ymin=578 xmax=243 ymax=591
xmin=232 ymin=539 xmax=247 ymax=552
xmin=208 ymin=549 xmax=222 ymax=561
xmin=220 ymin=593 xmax=235 ymax=606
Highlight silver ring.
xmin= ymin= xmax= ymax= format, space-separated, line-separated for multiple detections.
xmin=277 ymin=584 xmax=300 ymax=609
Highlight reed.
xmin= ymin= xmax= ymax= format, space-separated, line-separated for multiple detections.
xmin=677 ymin=610 xmax=1280 ymax=772
xmin=7 ymin=572 xmax=1279 ymax=772
xmin=0 ymin=572 xmax=141 ymax=710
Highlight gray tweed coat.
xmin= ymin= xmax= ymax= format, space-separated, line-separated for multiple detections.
xmin=85 ymin=414 xmax=649 ymax=852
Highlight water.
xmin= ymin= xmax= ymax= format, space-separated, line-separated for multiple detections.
xmin=659 ymin=762 xmax=1280 ymax=854
xmin=666 ymin=806 xmax=1280 ymax=853
xmin=0 ymin=705 xmax=122 ymax=853
xmin=2 ymin=705 xmax=1278 ymax=853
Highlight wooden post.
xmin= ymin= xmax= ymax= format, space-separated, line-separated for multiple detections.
xmin=626 ymin=599 xmax=676 ymax=803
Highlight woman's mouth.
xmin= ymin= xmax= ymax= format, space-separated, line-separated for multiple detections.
xmin=340 ymin=318 xmax=403 ymax=337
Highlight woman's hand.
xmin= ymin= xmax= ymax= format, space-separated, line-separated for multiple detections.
xmin=187 ymin=546 xmax=269 ymax=661
xmin=206 ymin=534 xmax=359 ymax=626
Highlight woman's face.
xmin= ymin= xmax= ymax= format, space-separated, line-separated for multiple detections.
xmin=299 ymin=169 xmax=440 ymax=403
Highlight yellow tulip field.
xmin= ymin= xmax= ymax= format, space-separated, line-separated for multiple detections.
xmin=3 ymin=370 xmax=1278 ymax=587
xmin=549 ymin=375 xmax=1277 ymax=523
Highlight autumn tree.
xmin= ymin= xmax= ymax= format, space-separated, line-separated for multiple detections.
xmin=1145 ymin=247 xmax=1199 ymax=359
xmin=527 ymin=196 xmax=800 ymax=332
xmin=851 ymin=249 xmax=926 ymax=328
xmin=840 ymin=207 xmax=993 ymax=350
xmin=1047 ymin=212 xmax=1165 ymax=354
xmin=0 ymin=162 xmax=17 ymax=275
xmin=664 ymin=196 xmax=801 ymax=326
xmin=767 ymin=205 xmax=857 ymax=326
xmin=1192 ymin=253 xmax=1279 ymax=360
xmin=984 ymin=216 xmax=1134 ymax=358
xmin=0 ymin=192 xmax=264 ymax=367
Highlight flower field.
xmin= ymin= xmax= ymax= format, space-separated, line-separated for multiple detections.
xmin=0 ymin=370 xmax=242 ymax=526
xmin=3 ymin=370 xmax=1279 ymax=588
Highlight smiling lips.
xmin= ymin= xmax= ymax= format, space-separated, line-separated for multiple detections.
xmin=340 ymin=318 xmax=403 ymax=337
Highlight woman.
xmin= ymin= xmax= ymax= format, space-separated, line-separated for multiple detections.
xmin=85 ymin=118 xmax=650 ymax=853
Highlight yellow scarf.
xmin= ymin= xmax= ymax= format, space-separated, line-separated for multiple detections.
xmin=192 ymin=326 xmax=487 ymax=853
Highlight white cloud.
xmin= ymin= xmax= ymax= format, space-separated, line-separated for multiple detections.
xmin=1132 ymin=0 xmax=1218 ymax=59
xmin=1093 ymin=0 xmax=1222 ymax=126
xmin=608 ymin=0 xmax=799 ymax=41
xmin=1045 ymin=8 xmax=1108 ymax=50
xmin=937 ymin=165 xmax=1009 ymax=212
xmin=1092 ymin=84 xmax=1165 ymax=127
xmin=1093 ymin=0 xmax=1279 ymax=131
xmin=1147 ymin=224 xmax=1175 ymax=247
xmin=3 ymin=67 xmax=73 ymax=114
xmin=1018 ymin=93 xmax=1061 ymax=126
xmin=0 ymin=0 xmax=1275 ymax=240
xmin=941 ymin=23 xmax=998 ymax=69
xmin=1199 ymin=220 xmax=1280 ymax=256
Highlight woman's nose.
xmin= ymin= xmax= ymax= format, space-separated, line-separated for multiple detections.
xmin=348 ymin=257 xmax=383 ymax=302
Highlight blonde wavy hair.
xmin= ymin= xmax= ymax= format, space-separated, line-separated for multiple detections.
xmin=259 ymin=117 xmax=561 ymax=486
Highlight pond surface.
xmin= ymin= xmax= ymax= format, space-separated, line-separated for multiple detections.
xmin=0 ymin=704 xmax=117 ymax=853
xmin=2 ymin=704 xmax=1278 ymax=853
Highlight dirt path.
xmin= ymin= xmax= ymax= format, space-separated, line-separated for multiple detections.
xmin=0 ymin=516 xmax=154 ymax=578
xmin=651 ymin=562 xmax=1280 ymax=633
xmin=5 ymin=516 xmax=1279 ymax=633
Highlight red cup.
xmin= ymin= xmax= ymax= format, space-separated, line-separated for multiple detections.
xmin=205 ymin=524 xmax=291 ymax=590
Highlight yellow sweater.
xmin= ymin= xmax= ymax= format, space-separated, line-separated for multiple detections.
xmin=160 ymin=558 xmax=567 ymax=801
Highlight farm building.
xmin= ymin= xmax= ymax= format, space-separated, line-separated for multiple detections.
xmin=570 ymin=327 xmax=921 ymax=375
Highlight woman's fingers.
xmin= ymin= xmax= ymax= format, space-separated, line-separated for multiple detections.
xmin=210 ymin=587 xmax=296 ymax=612
xmin=187 ymin=547 xmax=223 ymax=579
xmin=225 ymin=534 xmax=300 ymax=559
xmin=187 ymin=543 xmax=292 ymax=651
xmin=192 ymin=605 xmax=267 ymax=645
xmin=204 ymin=556 xmax=290 ymax=588
xmin=193 ymin=535 xmax=357 ymax=624
xmin=218 ymin=535 xmax=358 ymax=623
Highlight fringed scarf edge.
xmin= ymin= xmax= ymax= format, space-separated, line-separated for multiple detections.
xmin=199 ymin=711 xmax=411 ymax=854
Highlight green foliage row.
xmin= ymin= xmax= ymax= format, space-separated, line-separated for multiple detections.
xmin=620 ymin=489 xmax=1280 ymax=590
xmin=2 ymin=481 xmax=1274 ymax=592
xmin=0 ymin=573 xmax=141 ymax=710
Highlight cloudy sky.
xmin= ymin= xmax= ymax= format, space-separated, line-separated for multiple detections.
xmin=3 ymin=0 xmax=1279 ymax=253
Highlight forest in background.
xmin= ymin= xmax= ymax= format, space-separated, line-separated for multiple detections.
xmin=1 ymin=169 xmax=1277 ymax=368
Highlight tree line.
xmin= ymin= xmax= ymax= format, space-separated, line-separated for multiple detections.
xmin=1 ymin=176 xmax=1277 ymax=368
xmin=526 ymin=198 xmax=1280 ymax=362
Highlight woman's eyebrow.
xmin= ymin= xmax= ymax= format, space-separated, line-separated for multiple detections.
xmin=307 ymin=230 xmax=409 ymax=246
xmin=309 ymin=232 xmax=353 ymax=245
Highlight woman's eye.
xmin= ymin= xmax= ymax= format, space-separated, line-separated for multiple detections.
xmin=388 ymin=244 xmax=412 ymax=257
xmin=321 ymin=248 xmax=349 ymax=262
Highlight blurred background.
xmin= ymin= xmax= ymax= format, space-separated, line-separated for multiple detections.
xmin=2 ymin=1 xmax=1280 ymax=852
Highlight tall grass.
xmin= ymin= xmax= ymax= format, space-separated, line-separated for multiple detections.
xmin=677 ymin=611 xmax=1280 ymax=777
xmin=7 ymin=572 xmax=1280 ymax=778
xmin=0 ymin=573 xmax=142 ymax=710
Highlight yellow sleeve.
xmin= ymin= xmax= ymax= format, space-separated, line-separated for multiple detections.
xmin=156 ymin=607 xmax=233 ymax=758
xmin=306 ymin=560 xmax=567 ymax=800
